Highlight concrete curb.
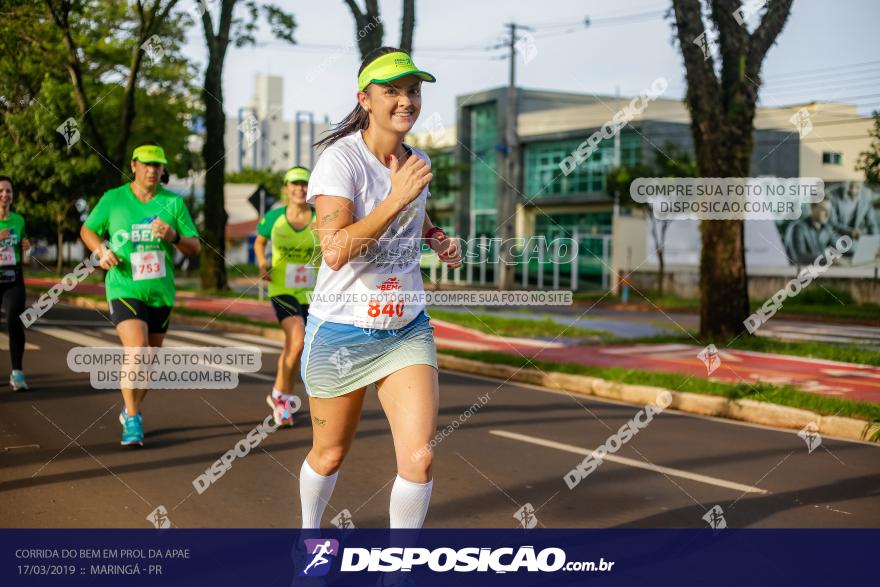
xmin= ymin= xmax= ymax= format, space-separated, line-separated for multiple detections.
xmin=53 ymin=294 xmax=876 ymax=443
xmin=435 ymin=354 xmax=877 ymax=444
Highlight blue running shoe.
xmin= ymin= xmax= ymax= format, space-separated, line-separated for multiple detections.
xmin=119 ymin=408 xmax=143 ymax=426
xmin=10 ymin=370 xmax=28 ymax=391
xmin=120 ymin=413 xmax=144 ymax=447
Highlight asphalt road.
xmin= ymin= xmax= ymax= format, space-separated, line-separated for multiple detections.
xmin=1 ymin=303 xmax=878 ymax=529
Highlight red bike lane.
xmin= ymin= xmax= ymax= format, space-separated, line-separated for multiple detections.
xmin=26 ymin=278 xmax=880 ymax=404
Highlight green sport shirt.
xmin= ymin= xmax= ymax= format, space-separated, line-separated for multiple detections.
xmin=84 ymin=183 xmax=198 ymax=307
xmin=0 ymin=212 xmax=27 ymax=265
xmin=256 ymin=206 xmax=320 ymax=303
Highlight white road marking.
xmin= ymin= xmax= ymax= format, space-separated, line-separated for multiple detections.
xmin=600 ymin=344 xmax=694 ymax=355
xmin=490 ymin=429 xmax=768 ymax=494
xmin=40 ymin=326 xmax=276 ymax=383
xmin=167 ymin=329 xmax=280 ymax=354
xmin=224 ymin=332 xmax=284 ymax=348
xmin=822 ymin=369 xmax=880 ymax=380
xmin=96 ymin=330 xmax=276 ymax=381
xmin=34 ymin=327 xmax=115 ymax=348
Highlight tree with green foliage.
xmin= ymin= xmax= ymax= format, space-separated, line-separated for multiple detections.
xmin=0 ymin=78 xmax=104 ymax=274
xmin=670 ymin=0 xmax=794 ymax=339
xmin=856 ymin=110 xmax=880 ymax=186
xmin=194 ymin=0 xmax=296 ymax=291
xmin=41 ymin=0 xmax=190 ymax=188
xmin=0 ymin=0 xmax=197 ymax=272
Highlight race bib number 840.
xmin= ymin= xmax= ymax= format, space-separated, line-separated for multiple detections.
xmin=353 ymin=273 xmax=417 ymax=329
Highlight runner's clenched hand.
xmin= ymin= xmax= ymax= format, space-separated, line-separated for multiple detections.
xmin=151 ymin=217 xmax=178 ymax=243
xmin=389 ymin=153 xmax=432 ymax=208
xmin=98 ymin=245 xmax=120 ymax=270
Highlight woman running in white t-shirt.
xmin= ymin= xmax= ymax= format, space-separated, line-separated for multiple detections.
xmin=298 ymin=46 xmax=460 ymax=529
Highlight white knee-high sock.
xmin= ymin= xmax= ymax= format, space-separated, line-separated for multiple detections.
xmin=389 ymin=475 xmax=433 ymax=529
xmin=300 ymin=459 xmax=338 ymax=529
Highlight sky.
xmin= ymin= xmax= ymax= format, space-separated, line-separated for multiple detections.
xmin=180 ymin=0 xmax=880 ymax=128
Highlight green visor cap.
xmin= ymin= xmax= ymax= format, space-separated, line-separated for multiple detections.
xmin=283 ymin=167 xmax=311 ymax=184
xmin=131 ymin=145 xmax=168 ymax=164
xmin=357 ymin=51 xmax=436 ymax=92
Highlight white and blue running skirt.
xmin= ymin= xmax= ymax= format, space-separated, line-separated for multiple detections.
xmin=301 ymin=310 xmax=438 ymax=398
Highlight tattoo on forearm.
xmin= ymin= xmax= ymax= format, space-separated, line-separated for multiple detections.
xmin=320 ymin=210 xmax=340 ymax=225
xmin=313 ymin=416 xmax=326 ymax=427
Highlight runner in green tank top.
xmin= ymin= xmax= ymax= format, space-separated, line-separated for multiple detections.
xmin=254 ymin=166 xmax=319 ymax=427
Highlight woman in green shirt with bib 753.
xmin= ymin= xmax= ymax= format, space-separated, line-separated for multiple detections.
xmin=80 ymin=142 xmax=200 ymax=447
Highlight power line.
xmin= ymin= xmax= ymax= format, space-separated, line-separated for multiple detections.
xmin=765 ymin=59 xmax=880 ymax=80
xmin=765 ymin=82 xmax=880 ymax=98
xmin=528 ymin=3 xmax=666 ymax=28
xmin=764 ymin=72 xmax=880 ymax=90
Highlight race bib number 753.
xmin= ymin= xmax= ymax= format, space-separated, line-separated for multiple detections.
xmin=130 ymin=250 xmax=166 ymax=281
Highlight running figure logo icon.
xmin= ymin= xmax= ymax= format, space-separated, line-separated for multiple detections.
xmin=513 ymin=503 xmax=538 ymax=529
xmin=299 ymin=539 xmax=339 ymax=577
xmin=797 ymin=422 xmax=822 ymax=453
xmin=697 ymin=344 xmax=721 ymax=376
xmin=56 ymin=117 xmax=80 ymax=150
xmin=702 ymin=505 xmax=727 ymax=530
xmin=146 ymin=505 xmax=171 ymax=529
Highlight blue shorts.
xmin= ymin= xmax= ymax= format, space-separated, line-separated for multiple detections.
xmin=300 ymin=311 xmax=438 ymax=398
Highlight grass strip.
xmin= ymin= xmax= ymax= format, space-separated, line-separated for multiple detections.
xmin=427 ymin=308 xmax=604 ymax=339
xmin=439 ymin=348 xmax=880 ymax=426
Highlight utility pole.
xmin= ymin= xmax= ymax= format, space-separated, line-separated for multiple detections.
xmin=498 ymin=22 xmax=532 ymax=291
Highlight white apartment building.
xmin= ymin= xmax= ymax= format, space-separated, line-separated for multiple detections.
xmin=224 ymin=74 xmax=332 ymax=173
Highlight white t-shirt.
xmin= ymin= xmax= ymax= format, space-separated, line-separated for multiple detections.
xmin=306 ymin=130 xmax=430 ymax=329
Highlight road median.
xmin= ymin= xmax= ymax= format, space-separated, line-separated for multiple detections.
xmin=435 ymin=353 xmax=876 ymax=444
xmin=46 ymin=291 xmax=879 ymax=444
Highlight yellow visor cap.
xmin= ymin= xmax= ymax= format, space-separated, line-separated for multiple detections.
xmin=132 ymin=145 xmax=167 ymax=164
xmin=357 ymin=51 xmax=436 ymax=92
xmin=284 ymin=167 xmax=310 ymax=184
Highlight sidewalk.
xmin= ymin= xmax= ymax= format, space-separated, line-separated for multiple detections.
xmin=25 ymin=277 xmax=880 ymax=404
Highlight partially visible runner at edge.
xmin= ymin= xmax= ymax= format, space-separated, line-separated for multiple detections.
xmin=254 ymin=166 xmax=318 ymax=427
xmin=0 ymin=175 xmax=31 ymax=391
xmin=79 ymin=142 xmax=200 ymax=447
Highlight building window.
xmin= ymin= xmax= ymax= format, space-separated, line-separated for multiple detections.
xmin=426 ymin=150 xmax=455 ymax=207
xmin=473 ymin=212 xmax=497 ymax=238
xmin=469 ymin=102 xmax=498 ymax=213
xmin=822 ymin=151 xmax=842 ymax=165
xmin=430 ymin=212 xmax=455 ymax=235
xmin=534 ymin=212 xmax=612 ymax=238
xmin=524 ymin=132 xmax=640 ymax=198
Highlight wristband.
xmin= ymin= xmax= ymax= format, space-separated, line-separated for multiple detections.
xmin=425 ymin=227 xmax=446 ymax=241
xmin=172 ymin=230 xmax=181 ymax=244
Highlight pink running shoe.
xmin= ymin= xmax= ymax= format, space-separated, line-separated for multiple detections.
xmin=266 ymin=394 xmax=295 ymax=427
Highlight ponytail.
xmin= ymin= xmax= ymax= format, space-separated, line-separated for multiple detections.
xmin=314 ymin=105 xmax=369 ymax=150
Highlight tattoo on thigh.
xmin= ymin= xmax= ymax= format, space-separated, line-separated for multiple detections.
xmin=313 ymin=416 xmax=326 ymax=427
xmin=320 ymin=209 xmax=339 ymax=225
